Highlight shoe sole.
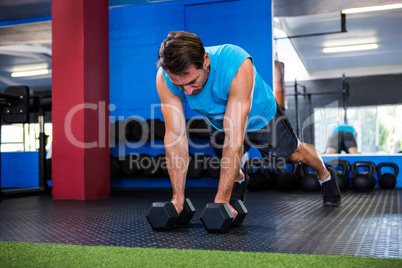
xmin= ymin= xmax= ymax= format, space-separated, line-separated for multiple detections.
xmin=323 ymin=200 xmax=341 ymax=206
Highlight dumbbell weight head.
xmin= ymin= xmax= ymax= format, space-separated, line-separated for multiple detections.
xmin=187 ymin=154 xmax=206 ymax=179
xmin=230 ymin=199 xmax=248 ymax=227
xmin=377 ymin=162 xmax=399 ymax=189
xmin=200 ymin=203 xmax=233 ymax=233
xmin=121 ymin=154 xmax=142 ymax=177
xmin=146 ymin=198 xmax=195 ymax=231
xmin=206 ymin=156 xmax=221 ymax=178
xmin=146 ymin=202 xmax=178 ymax=231
xmin=177 ymin=198 xmax=196 ymax=225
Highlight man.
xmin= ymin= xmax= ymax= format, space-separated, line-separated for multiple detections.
xmin=156 ymin=31 xmax=341 ymax=218
xmin=325 ymin=125 xmax=359 ymax=154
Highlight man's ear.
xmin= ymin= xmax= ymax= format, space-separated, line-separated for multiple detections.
xmin=204 ymin=52 xmax=210 ymax=67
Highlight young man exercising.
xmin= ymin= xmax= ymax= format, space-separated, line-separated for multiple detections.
xmin=156 ymin=31 xmax=341 ymax=218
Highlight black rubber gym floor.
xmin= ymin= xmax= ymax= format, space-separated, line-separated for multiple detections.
xmin=0 ymin=188 xmax=401 ymax=259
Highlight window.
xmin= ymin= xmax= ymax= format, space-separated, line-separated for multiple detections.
xmin=1 ymin=123 xmax=52 ymax=152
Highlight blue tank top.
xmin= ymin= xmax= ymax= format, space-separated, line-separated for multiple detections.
xmin=332 ymin=125 xmax=356 ymax=137
xmin=162 ymin=44 xmax=276 ymax=132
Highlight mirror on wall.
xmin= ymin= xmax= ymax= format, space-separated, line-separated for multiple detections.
xmin=313 ymin=104 xmax=402 ymax=154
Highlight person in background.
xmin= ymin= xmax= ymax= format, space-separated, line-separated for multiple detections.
xmin=325 ymin=124 xmax=359 ymax=154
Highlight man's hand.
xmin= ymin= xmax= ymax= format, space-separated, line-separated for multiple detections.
xmin=214 ymin=198 xmax=238 ymax=219
xmin=171 ymin=198 xmax=185 ymax=215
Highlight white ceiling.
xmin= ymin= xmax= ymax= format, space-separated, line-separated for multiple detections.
xmin=276 ymin=8 xmax=402 ymax=80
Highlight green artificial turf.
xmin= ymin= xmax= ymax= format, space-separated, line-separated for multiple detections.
xmin=1 ymin=242 xmax=401 ymax=267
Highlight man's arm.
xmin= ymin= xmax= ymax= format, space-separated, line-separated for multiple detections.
xmin=156 ymin=68 xmax=189 ymax=214
xmin=214 ymin=58 xmax=254 ymax=216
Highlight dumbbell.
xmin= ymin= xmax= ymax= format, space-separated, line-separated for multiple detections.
xmin=146 ymin=198 xmax=195 ymax=231
xmin=187 ymin=154 xmax=207 ymax=179
xmin=200 ymin=199 xmax=248 ymax=233
xmin=121 ymin=154 xmax=142 ymax=177
xmin=110 ymin=155 xmax=121 ymax=178
xmin=206 ymin=156 xmax=221 ymax=178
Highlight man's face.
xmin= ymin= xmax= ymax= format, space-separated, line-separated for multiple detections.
xmin=166 ymin=53 xmax=210 ymax=96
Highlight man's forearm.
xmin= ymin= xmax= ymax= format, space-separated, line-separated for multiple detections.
xmin=215 ymin=143 xmax=243 ymax=203
xmin=164 ymin=135 xmax=189 ymax=203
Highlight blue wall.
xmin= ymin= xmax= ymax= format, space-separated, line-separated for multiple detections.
xmin=1 ymin=152 xmax=38 ymax=188
xmin=109 ymin=0 xmax=273 ymax=122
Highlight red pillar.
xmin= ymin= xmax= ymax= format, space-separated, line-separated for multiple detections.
xmin=51 ymin=0 xmax=110 ymax=199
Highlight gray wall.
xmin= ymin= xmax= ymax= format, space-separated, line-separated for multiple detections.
xmin=283 ymin=73 xmax=402 ymax=144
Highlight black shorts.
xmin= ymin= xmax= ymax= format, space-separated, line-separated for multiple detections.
xmin=209 ymin=104 xmax=298 ymax=161
xmin=325 ymin=131 xmax=357 ymax=153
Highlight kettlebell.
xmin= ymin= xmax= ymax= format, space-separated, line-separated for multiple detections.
xmin=327 ymin=159 xmax=351 ymax=191
xmin=261 ymin=157 xmax=276 ymax=189
xmin=351 ymin=161 xmax=376 ymax=192
xmin=300 ymin=164 xmax=320 ymax=192
xmin=244 ymin=159 xmax=266 ymax=192
xmin=376 ymin=162 xmax=399 ymax=189
xmin=276 ymin=162 xmax=299 ymax=191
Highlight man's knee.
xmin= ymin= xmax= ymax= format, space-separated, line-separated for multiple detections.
xmin=288 ymin=143 xmax=304 ymax=163
xmin=288 ymin=142 xmax=315 ymax=163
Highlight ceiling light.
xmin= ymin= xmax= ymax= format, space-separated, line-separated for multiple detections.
xmin=11 ymin=69 xmax=49 ymax=77
xmin=323 ymin=43 xmax=378 ymax=53
xmin=342 ymin=4 xmax=402 ymax=14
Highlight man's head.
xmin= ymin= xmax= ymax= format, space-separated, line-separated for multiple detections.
xmin=158 ymin=31 xmax=210 ymax=95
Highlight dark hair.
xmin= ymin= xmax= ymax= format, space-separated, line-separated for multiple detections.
xmin=157 ymin=31 xmax=205 ymax=75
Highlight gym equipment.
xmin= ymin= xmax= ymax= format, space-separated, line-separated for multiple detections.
xmin=120 ymin=154 xmax=142 ymax=177
xmin=200 ymin=199 xmax=247 ymax=233
xmin=187 ymin=119 xmax=209 ymax=139
xmin=327 ymin=159 xmax=351 ymax=191
xmin=275 ymin=162 xmax=300 ymax=191
xmin=206 ymin=156 xmax=220 ymax=178
xmin=157 ymin=154 xmax=169 ymax=177
xmin=187 ymin=154 xmax=207 ymax=179
xmin=351 ymin=161 xmax=376 ymax=192
xmin=377 ymin=162 xmax=399 ymax=189
xmin=300 ymin=164 xmax=320 ymax=192
xmin=244 ymin=159 xmax=266 ymax=191
xmin=230 ymin=198 xmax=248 ymax=227
xmin=147 ymin=119 xmax=165 ymax=140
xmin=146 ymin=198 xmax=195 ymax=231
xmin=125 ymin=118 xmax=145 ymax=141
xmin=110 ymin=155 xmax=121 ymax=178
xmin=141 ymin=154 xmax=164 ymax=177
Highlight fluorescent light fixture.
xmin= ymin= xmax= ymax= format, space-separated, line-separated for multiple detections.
xmin=323 ymin=43 xmax=378 ymax=53
xmin=11 ymin=68 xmax=49 ymax=77
xmin=342 ymin=4 xmax=402 ymax=14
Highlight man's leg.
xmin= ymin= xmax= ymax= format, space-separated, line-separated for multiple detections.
xmin=250 ymin=104 xmax=341 ymax=206
xmin=288 ymin=142 xmax=341 ymax=206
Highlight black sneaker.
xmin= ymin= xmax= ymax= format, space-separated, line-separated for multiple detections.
xmin=321 ymin=165 xmax=342 ymax=206
xmin=231 ymin=169 xmax=249 ymax=203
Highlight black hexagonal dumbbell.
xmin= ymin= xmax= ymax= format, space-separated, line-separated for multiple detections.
xmin=200 ymin=199 xmax=248 ymax=233
xmin=146 ymin=198 xmax=195 ymax=231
